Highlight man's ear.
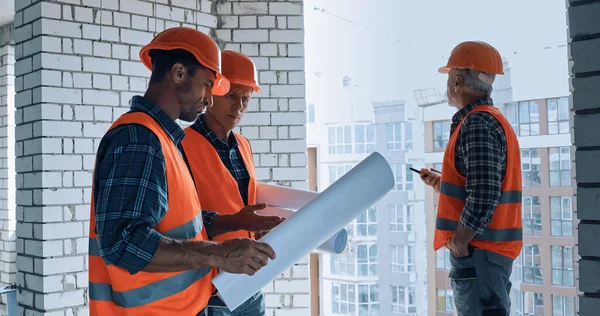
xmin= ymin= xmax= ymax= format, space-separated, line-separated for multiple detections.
xmin=454 ymin=75 xmax=464 ymax=91
xmin=171 ymin=63 xmax=186 ymax=84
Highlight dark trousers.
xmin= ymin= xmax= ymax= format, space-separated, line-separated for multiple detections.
xmin=450 ymin=246 xmax=514 ymax=316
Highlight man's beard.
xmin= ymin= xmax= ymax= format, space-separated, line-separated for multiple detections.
xmin=176 ymin=82 xmax=203 ymax=122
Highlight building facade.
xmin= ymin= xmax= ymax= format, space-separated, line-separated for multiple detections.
xmin=306 ymin=76 xmax=428 ymax=315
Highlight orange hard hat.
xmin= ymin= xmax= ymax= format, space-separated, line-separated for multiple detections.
xmin=139 ymin=27 xmax=230 ymax=96
xmin=438 ymin=41 xmax=504 ymax=75
xmin=221 ymin=50 xmax=261 ymax=93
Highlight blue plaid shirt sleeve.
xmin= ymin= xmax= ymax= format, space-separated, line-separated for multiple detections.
xmin=94 ymin=125 xmax=167 ymax=275
xmin=458 ymin=112 xmax=505 ymax=234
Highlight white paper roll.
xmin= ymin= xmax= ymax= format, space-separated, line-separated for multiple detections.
xmin=256 ymin=183 xmax=318 ymax=210
xmin=258 ymin=206 xmax=348 ymax=254
xmin=212 ymin=152 xmax=394 ymax=311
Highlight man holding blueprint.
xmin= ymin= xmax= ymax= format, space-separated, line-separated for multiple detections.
xmin=421 ymin=41 xmax=523 ymax=316
xmin=181 ymin=50 xmax=276 ymax=316
xmin=88 ymin=28 xmax=280 ymax=316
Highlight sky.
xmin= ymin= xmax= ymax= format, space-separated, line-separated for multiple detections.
xmin=303 ymin=0 xmax=569 ymax=118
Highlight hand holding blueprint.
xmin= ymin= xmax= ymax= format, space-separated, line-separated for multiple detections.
xmin=256 ymin=183 xmax=347 ymax=254
xmin=212 ymin=152 xmax=395 ymax=311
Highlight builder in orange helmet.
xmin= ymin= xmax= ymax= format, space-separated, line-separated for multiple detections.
xmin=88 ymin=27 xmax=283 ymax=316
xmin=420 ymin=41 xmax=522 ymax=316
xmin=181 ymin=50 xmax=271 ymax=316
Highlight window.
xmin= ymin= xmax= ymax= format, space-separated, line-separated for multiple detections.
xmin=389 ymin=204 xmax=413 ymax=232
xmin=548 ymin=97 xmax=569 ymax=135
xmin=355 ymin=124 xmax=376 ymax=154
xmin=387 ymin=122 xmax=413 ymax=150
xmin=549 ymin=147 xmax=571 ymax=187
xmin=523 ymin=292 xmax=544 ymax=316
xmin=391 ymin=164 xmax=414 ymax=191
xmin=521 ymin=149 xmax=541 ymax=187
xmin=329 ymin=164 xmax=353 ymax=185
xmin=437 ymin=289 xmax=454 ymax=312
xmin=552 ymin=295 xmax=575 ymax=316
xmin=391 ymin=285 xmax=416 ymax=314
xmin=357 ymin=243 xmax=378 ymax=276
xmin=436 ymin=247 xmax=451 ymax=270
xmin=522 ymin=197 xmax=542 ymax=236
xmin=551 ymin=197 xmax=573 ymax=237
xmin=358 ymin=284 xmax=379 ymax=316
xmin=517 ymin=101 xmax=540 ymax=136
xmin=513 ymin=253 xmax=523 ymax=283
xmin=515 ymin=288 xmax=524 ymax=316
xmin=504 ymin=102 xmax=519 ymax=133
xmin=332 ymin=282 xmax=356 ymax=314
xmin=523 ymin=245 xmax=543 ymax=284
xmin=552 ymin=246 xmax=574 ymax=287
xmin=433 ymin=121 xmax=450 ymax=149
xmin=330 ymin=251 xmax=355 ymax=276
xmin=308 ymin=103 xmax=315 ymax=123
xmin=328 ymin=126 xmax=352 ymax=154
xmin=390 ymin=245 xmax=415 ymax=273
xmin=356 ymin=206 xmax=377 ymax=236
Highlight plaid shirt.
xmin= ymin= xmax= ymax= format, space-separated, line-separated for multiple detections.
xmin=93 ymin=96 xmax=217 ymax=274
xmin=190 ymin=114 xmax=251 ymax=206
xmin=451 ymin=98 xmax=507 ymax=234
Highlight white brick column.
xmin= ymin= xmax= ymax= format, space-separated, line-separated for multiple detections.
xmin=13 ymin=0 xmax=309 ymax=315
xmin=213 ymin=1 xmax=309 ymax=315
xmin=12 ymin=0 xmax=216 ymax=314
xmin=0 ymin=22 xmax=16 ymax=306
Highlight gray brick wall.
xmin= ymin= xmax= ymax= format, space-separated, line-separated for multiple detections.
xmin=11 ymin=0 xmax=308 ymax=315
xmin=0 ymin=21 xmax=16 ymax=310
xmin=569 ymin=0 xmax=600 ymax=314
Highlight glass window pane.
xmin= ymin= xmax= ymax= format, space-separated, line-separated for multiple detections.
xmin=367 ymin=125 xmax=375 ymax=142
xmin=328 ymin=127 xmax=335 ymax=143
xmin=520 ymin=102 xmax=530 ymax=123
xmin=559 ymin=121 xmax=570 ymax=134
xmin=355 ymin=125 xmax=365 ymax=143
xmin=559 ymin=97 xmax=570 ymax=120
xmin=387 ymin=123 xmax=393 ymax=142
xmin=405 ymin=122 xmax=412 ymax=142
xmin=550 ymin=171 xmax=560 ymax=187
xmin=344 ymin=126 xmax=352 ymax=143
xmin=394 ymin=123 xmax=401 ymax=140
xmin=530 ymin=102 xmax=540 ymax=123
xmin=561 ymin=170 xmax=571 ymax=187
xmin=531 ymin=123 xmax=540 ymax=135
xmin=548 ymin=122 xmax=559 ymax=134
xmin=548 ymin=99 xmax=558 ymax=122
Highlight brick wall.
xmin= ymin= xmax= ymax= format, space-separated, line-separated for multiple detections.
xmin=11 ymin=0 xmax=308 ymax=315
xmin=0 ymin=21 xmax=16 ymax=309
xmin=569 ymin=0 xmax=600 ymax=314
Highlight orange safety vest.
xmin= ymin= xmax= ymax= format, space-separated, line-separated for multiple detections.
xmin=433 ymin=105 xmax=523 ymax=259
xmin=181 ymin=127 xmax=257 ymax=241
xmin=88 ymin=112 xmax=216 ymax=315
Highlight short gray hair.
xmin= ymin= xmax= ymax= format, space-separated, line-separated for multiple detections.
xmin=455 ymin=68 xmax=496 ymax=96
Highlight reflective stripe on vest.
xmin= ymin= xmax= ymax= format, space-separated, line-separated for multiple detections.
xmin=88 ymin=268 xmax=212 ymax=308
xmin=440 ymin=181 xmax=522 ymax=204
xmin=435 ymin=218 xmax=523 ymax=242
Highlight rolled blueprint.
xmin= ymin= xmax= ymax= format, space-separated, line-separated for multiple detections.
xmin=256 ymin=183 xmax=318 ymax=210
xmin=258 ymin=206 xmax=348 ymax=254
xmin=213 ymin=152 xmax=395 ymax=311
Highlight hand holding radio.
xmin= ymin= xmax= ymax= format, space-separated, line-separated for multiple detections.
xmin=410 ymin=167 xmax=441 ymax=193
